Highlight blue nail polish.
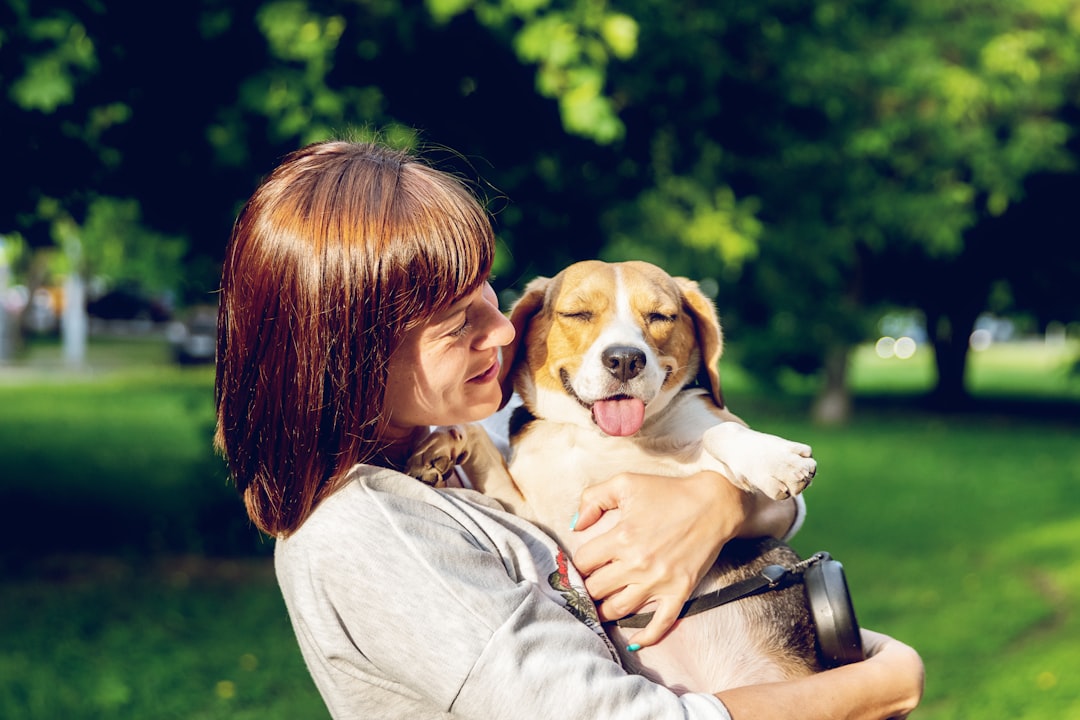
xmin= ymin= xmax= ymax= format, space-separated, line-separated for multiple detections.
xmin=627 ymin=643 xmax=641 ymax=652
xmin=570 ymin=512 xmax=579 ymax=531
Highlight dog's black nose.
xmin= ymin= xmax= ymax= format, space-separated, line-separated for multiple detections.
xmin=602 ymin=345 xmax=647 ymax=382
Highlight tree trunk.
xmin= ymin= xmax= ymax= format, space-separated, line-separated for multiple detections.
xmin=927 ymin=309 xmax=974 ymax=409
xmin=62 ymin=270 xmax=87 ymax=368
xmin=0 ymin=243 xmax=12 ymax=362
xmin=811 ymin=344 xmax=852 ymax=425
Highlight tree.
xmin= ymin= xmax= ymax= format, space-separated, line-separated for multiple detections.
xmin=803 ymin=0 xmax=1080 ymax=409
xmin=3 ymin=0 xmax=1076 ymax=413
xmin=2 ymin=1 xmax=213 ymax=302
xmin=221 ymin=0 xmax=645 ymax=280
xmin=587 ymin=0 xmax=1080 ymax=418
xmin=1 ymin=0 xmax=637 ymax=301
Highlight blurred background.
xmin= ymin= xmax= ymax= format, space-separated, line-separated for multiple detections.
xmin=1 ymin=0 xmax=1078 ymax=717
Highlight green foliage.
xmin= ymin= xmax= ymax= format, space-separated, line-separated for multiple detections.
xmin=604 ymin=176 xmax=762 ymax=268
xmin=784 ymin=0 xmax=1079 ymax=256
xmin=39 ymin=195 xmax=187 ymax=294
xmin=602 ymin=138 xmax=763 ymax=273
xmin=0 ymin=232 xmax=27 ymax=269
xmin=2 ymin=0 xmax=1077 ymax=404
xmin=81 ymin=197 xmax=186 ymax=292
xmin=584 ymin=0 xmax=1080 ymax=395
xmin=426 ymin=0 xmax=476 ymax=23
xmin=431 ymin=0 xmax=638 ymax=143
xmin=239 ymin=1 xmax=383 ymax=145
xmin=6 ymin=6 xmax=97 ymax=112
xmin=258 ymin=1 xmax=346 ymax=63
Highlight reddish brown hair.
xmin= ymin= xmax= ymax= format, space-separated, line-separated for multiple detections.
xmin=215 ymin=140 xmax=495 ymax=536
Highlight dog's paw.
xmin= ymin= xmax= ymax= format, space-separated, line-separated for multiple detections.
xmin=702 ymin=424 xmax=816 ymax=500
xmin=753 ymin=440 xmax=816 ymax=500
xmin=403 ymin=425 xmax=470 ymax=488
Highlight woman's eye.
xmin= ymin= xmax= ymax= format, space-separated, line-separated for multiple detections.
xmin=450 ymin=317 xmax=472 ymax=337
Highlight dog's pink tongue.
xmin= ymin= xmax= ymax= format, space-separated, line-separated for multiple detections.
xmin=592 ymin=398 xmax=646 ymax=436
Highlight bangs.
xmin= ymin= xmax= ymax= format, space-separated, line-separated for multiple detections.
xmin=389 ymin=163 xmax=496 ymax=328
xmin=424 ymin=206 xmax=495 ymax=312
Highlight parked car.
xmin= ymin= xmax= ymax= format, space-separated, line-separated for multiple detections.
xmin=167 ymin=304 xmax=218 ymax=364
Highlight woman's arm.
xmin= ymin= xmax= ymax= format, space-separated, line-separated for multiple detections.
xmin=738 ymin=486 xmax=801 ymax=540
xmin=571 ymin=470 xmax=798 ymax=647
xmin=717 ymin=630 xmax=925 ymax=720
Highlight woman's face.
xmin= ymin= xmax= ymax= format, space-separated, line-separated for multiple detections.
xmin=383 ymin=282 xmax=515 ymax=441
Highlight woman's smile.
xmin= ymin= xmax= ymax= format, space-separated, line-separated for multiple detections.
xmin=469 ymin=357 xmax=501 ymax=384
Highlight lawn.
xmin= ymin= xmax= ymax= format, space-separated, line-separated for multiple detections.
xmin=1 ymin=337 xmax=1078 ymax=718
xmin=783 ymin=416 xmax=1080 ymax=719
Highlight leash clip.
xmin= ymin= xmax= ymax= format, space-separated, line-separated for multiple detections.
xmin=761 ymin=564 xmax=789 ymax=587
xmin=763 ymin=550 xmax=827 ymax=588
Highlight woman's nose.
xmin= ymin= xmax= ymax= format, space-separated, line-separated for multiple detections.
xmin=488 ymin=309 xmax=515 ymax=348
xmin=477 ymin=304 xmax=514 ymax=348
xmin=477 ymin=286 xmax=515 ymax=348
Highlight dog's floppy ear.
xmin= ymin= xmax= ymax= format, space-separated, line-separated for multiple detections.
xmin=499 ymin=275 xmax=550 ymax=409
xmin=676 ymin=277 xmax=725 ymax=410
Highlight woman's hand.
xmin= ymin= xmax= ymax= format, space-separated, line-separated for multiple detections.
xmin=570 ymin=471 xmax=755 ymax=648
xmin=858 ymin=629 xmax=925 ymax=719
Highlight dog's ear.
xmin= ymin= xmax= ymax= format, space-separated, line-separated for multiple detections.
xmin=676 ymin=277 xmax=725 ymax=410
xmin=499 ymin=275 xmax=550 ymax=409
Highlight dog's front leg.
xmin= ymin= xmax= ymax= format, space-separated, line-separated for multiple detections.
xmin=404 ymin=425 xmax=473 ymax=487
xmin=404 ymin=424 xmax=532 ymax=519
xmin=700 ymin=423 xmax=816 ymax=500
xmin=455 ymin=425 xmax=532 ymax=515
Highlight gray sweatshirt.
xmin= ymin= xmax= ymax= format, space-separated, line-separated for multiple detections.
xmin=275 ymin=465 xmax=732 ymax=719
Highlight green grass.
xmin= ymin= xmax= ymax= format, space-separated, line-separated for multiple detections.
xmin=846 ymin=338 xmax=1080 ymax=400
xmin=0 ymin=557 xmax=319 ymax=720
xmin=742 ymin=339 xmax=1080 ymax=719
xmin=0 ymin=340 xmax=316 ymax=718
xmin=0 ymin=363 xmax=266 ymax=562
xmin=1 ymin=336 xmax=1078 ymax=719
xmin=777 ymin=417 xmax=1080 ymax=719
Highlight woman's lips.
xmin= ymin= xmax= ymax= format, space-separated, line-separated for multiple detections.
xmin=469 ymin=359 xmax=500 ymax=383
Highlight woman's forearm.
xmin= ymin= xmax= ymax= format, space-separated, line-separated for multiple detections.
xmin=716 ymin=630 xmax=925 ymax=720
xmin=738 ymin=491 xmax=799 ymax=540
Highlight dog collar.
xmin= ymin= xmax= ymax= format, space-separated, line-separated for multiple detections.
xmin=609 ymin=551 xmax=865 ymax=668
xmin=612 ymin=554 xmax=822 ymax=630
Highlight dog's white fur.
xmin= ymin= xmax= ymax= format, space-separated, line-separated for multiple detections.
xmin=407 ymin=259 xmax=818 ymax=693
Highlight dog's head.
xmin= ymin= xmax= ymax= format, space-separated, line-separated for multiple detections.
xmin=499 ymin=260 xmax=724 ymax=436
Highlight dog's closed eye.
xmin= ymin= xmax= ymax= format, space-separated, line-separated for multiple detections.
xmin=646 ymin=312 xmax=676 ymax=325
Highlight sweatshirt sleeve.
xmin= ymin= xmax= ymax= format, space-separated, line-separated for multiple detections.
xmin=453 ymin=582 xmax=733 ymax=720
xmin=275 ymin=471 xmax=731 ymax=720
xmin=781 ymin=494 xmax=808 ymax=542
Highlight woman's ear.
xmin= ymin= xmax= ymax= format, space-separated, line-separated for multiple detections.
xmin=676 ymin=277 xmax=726 ymax=410
xmin=499 ymin=276 xmax=550 ymax=408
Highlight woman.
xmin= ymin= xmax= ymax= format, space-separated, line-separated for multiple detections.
xmin=215 ymin=139 xmax=923 ymax=719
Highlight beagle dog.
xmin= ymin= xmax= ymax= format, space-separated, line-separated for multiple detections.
xmin=408 ymin=260 xmax=821 ymax=693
